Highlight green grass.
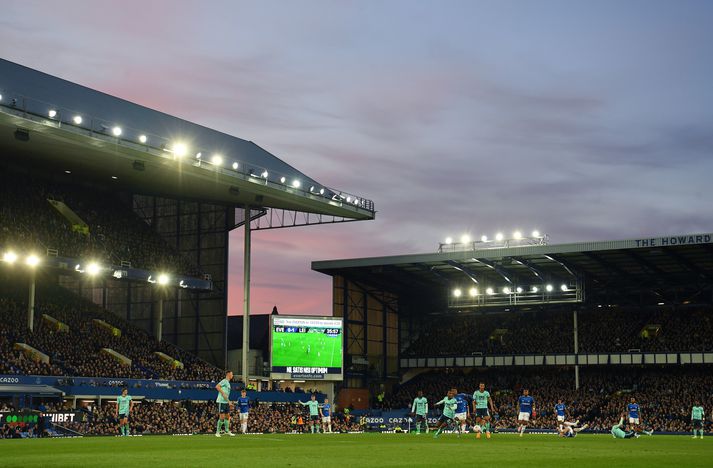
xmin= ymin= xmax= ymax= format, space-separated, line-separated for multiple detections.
xmin=2 ymin=433 xmax=711 ymax=467
xmin=272 ymin=331 xmax=341 ymax=368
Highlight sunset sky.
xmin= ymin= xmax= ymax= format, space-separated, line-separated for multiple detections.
xmin=2 ymin=0 xmax=713 ymax=316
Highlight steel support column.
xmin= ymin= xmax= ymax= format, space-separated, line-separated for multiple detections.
xmin=242 ymin=205 xmax=251 ymax=386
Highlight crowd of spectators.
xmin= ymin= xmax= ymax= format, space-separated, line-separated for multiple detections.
xmin=0 ymin=171 xmax=201 ymax=277
xmin=384 ymin=366 xmax=713 ymax=432
xmin=403 ymin=307 xmax=713 ymax=356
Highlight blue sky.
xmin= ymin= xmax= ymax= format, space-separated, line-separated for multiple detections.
xmin=2 ymin=0 xmax=712 ymax=315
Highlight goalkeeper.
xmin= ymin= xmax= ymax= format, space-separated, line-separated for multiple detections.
xmin=432 ymin=388 xmax=458 ymax=438
xmin=611 ymin=413 xmax=640 ymax=439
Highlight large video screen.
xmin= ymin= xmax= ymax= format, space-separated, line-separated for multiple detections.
xmin=270 ymin=315 xmax=343 ymax=381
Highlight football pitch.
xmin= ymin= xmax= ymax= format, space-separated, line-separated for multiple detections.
xmin=272 ymin=331 xmax=341 ymax=368
xmin=2 ymin=433 xmax=711 ymax=467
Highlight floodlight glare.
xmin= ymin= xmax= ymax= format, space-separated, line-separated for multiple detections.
xmin=469 ymin=287 xmax=478 ymax=297
xmin=48 ymin=109 xmax=57 ymax=118
xmin=2 ymin=251 xmax=18 ymax=264
xmin=111 ymin=126 xmax=122 ymax=137
xmin=25 ymin=254 xmax=40 ymax=267
xmin=531 ymin=286 xmax=539 ymax=293
xmin=486 ymin=287 xmax=495 ymax=295
xmin=138 ymin=134 xmax=148 ymax=144
xmin=72 ymin=115 xmax=83 ymax=125
xmin=261 ymin=170 xmax=269 ymax=178
xmin=232 ymin=162 xmax=239 ymax=170
xmin=545 ymin=284 xmax=554 ymax=292
xmin=211 ymin=154 xmax=223 ymax=166
xmin=280 ymin=176 xmax=286 ymax=184
xmin=157 ymin=274 xmax=169 ymax=286
xmin=503 ymin=287 xmax=511 ymax=294
xmin=292 ymin=180 xmax=301 ymax=188
xmin=196 ymin=152 xmax=202 ymax=159
xmin=516 ymin=286 xmax=523 ymax=293
xmin=495 ymin=232 xmax=504 ymax=241
xmin=481 ymin=235 xmax=488 ymax=242
xmin=172 ymin=143 xmax=188 ymax=157
xmin=445 ymin=237 xmax=453 ymax=245
xmin=532 ymin=230 xmax=540 ymax=238
xmin=513 ymin=231 xmax=522 ymax=240
xmin=560 ymin=284 xmax=568 ymax=291
xmin=461 ymin=234 xmax=470 ymax=244
xmin=85 ymin=262 xmax=101 ymax=276
xmin=453 ymin=288 xmax=462 ymax=298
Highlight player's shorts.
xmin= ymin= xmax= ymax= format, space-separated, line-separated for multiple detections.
xmin=557 ymin=415 xmax=565 ymax=422
xmin=217 ymin=403 xmax=230 ymax=414
xmin=628 ymin=417 xmax=639 ymax=425
xmin=692 ymin=419 xmax=703 ymax=429
xmin=239 ymin=412 xmax=249 ymax=421
xmin=454 ymin=412 xmax=467 ymax=422
xmin=438 ymin=415 xmax=453 ymax=424
xmin=415 ymin=414 xmax=426 ymax=424
xmin=310 ymin=415 xmax=320 ymax=421
xmin=322 ymin=416 xmax=331 ymax=423
xmin=118 ymin=413 xmax=128 ymax=420
xmin=518 ymin=412 xmax=531 ymax=421
xmin=475 ymin=408 xmax=490 ymax=418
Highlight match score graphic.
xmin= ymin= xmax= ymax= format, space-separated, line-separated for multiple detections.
xmin=270 ymin=315 xmax=343 ymax=381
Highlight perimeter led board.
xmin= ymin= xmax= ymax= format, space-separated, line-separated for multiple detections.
xmin=270 ymin=315 xmax=343 ymax=381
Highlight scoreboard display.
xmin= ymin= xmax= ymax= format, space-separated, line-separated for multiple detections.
xmin=270 ymin=315 xmax=343 ymax=381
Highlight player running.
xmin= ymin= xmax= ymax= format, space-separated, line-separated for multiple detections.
xmin=214 ymin=370 xmax=235 ymax=437
xmin=555 ymin=399 xmax=566 ymax=424
xmin=116 ymin=387 xmax=133 ymax=437
xmin=411 ymin=390 xmax=429 ymax=434
xmin=691 ymin=401 xmax=705 ymax=439
xmin=453 ymin=389 xmax=470 ymax=435
xmin=299 ymin=394 xmax=321 ymax=433
xmin=472 ymin=382 xmax=496 ymax=439
xmin=558 ymin=419 xmax=588 ymax=438
xmin=611 ymin=413 xmax=640 ymax=439
xmin=237 ymin=389 xmax=250 ymax=434
xmin=517 ymin=388 xmax=535 ymax=437
xmin=433 ymin=389 xmax=458 ymax=438
xmin=321 ymin=398 xmax=332 ymax=433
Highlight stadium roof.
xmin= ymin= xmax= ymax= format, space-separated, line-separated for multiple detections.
xmin=313 ymin=232 xmax=713 ymax=310
xmin=0 ymin=58 xmax=374 ymax=220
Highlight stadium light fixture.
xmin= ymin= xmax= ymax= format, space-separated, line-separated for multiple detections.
xmin=261 ymin=170 xmax=269 ymax=179
xmin=2 ymin=251 xmax=18 ymax=264
xmin=25 ymin=254 xmax=40 ymax=268
xmin=486 ymin=287 xmax=494 ymax=295
xmin=545 ymin=284 xmax=554 ymax=292
xmin=48 ymin=109 xmax=57 ymax=118
xmin=532 ymin=230 xmax=540 ymax=238
xmin=72 ymin=115 xmax=83 ymax=125
xmin=138 ymin=134 xmax=148 ymax=144
xmin=85 ymin=262 xmax=101 ymax=276
xmin=157 ymin=274 xmax=169 ymax=286
xmin=196 ymin=152 xmax=202 ymax=160
xmin=560 ymin=284 xmax=568 ymax=292
xmin=292 ymin=180 xmax=301 ymax=189
xmin=503 ymin=287 xmax=511 ymax=294
xmin=513 ymin=231 xmax=522 ymax=240
xmin=480 ymin=235 xmax=488 ymax=242
xmin=461 ymin=234 xmax=471 ymax=244
xmin=444 ymin=237 xmax=453 ymax=245
xmin=111 ymin=126 xmax=122 ymax=137
xmin=531 ymin=286 xmax=539 ymax=293
xmin=172 ymin=142 xmax=188 ymax=158
xmin=232 ymin=162 xmax=239 ymax=170
xmin=211 ymin=154 xmax=223 ymax=166
xmin=319 ymin=188 xmax=325 ymax=195
xmin=469 ymin=287 xmax=478 ymax=297
xmin=346 ymin=196 xmax=352 ymax=203
xmin=495 ymin=232 xmax=504 ymax=241
xmin=0 ymin=94 xmax=2 ymax=101
xmin=280 ymin=176 xmax=286 ymax=184
xmin=309 ymin=186 xmax=315 ymax=193
xmin=453 ymin=288 xmax=462 ymax=298
xmin=516 ymin=286 xmax=523 ymax=293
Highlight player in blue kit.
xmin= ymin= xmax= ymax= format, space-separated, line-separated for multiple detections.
xmin=627 ymin=397 xmax=640 ymax=430
xmin=517 ymin=389 xmax=535 ymax=437
xmin=237 ymin=389 xmax=250 ymax=434
xmin=320 ymin=397 xmax=332 ymax=433
xmin=453 ymin=390 xmax=470 ymax=435
xmin=555 ymin=399 xmax=567 ymax=424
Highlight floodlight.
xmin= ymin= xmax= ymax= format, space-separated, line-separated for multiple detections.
xmin=280 ymin=176 xmax=286 ymax=184
xmin=112 ymin=126 xmax=122 ymax=136
xmin=261 ymin=170 xmax=269 ymax=178
xmin=86 ymin=262 xmax=101 ymax=276
xmin=560 ymin=284 xmax=568 ymax=292
xmin=495 ymin=232 xmax=504 ymax=241
xmin=232 ymin=162 xmax=239 ymax=170
xmin=532 ymin=230 xmax=540 ymax=238
xmin=319 ymin=188 xmax=325 ymax=195
xmin=513 ymin=231 xmax=522 ymax=240
xmin=469 ymin=287 xmax=478 ymax=297
xmin=503 ymin=287 xmax=511 ymax=294
xmin=461 ymin=234 xmax=470 ymax=244
xmin=157 ymin=274 xmax=169 ymax=286
xmin=2 ymin=251 xmax=18 ymax=264
xmin=486 ymin=287 xmax=495 ymax=295
xmin=196 ymin=152 xmax=202 ymax=159
xmin=531 ymin=286 xmax=539 ymax=293
xmin=72 ymin=115 xmax=83 ymax=125
xmin=481 ymin=235 xmax=488 ymax=242
xmin=25 ymin=254 xmax=40 ymax=267
xmin=48 ymin=109 xmax=57 ymax=118
xmin=545 ymin=284 xmax=554 ymax=292
xmin=346 ymin=197 xmax=352 ymax=203
xmin=172 ymin=142 xmax=188 ymax=157
xmin=138 ymin=134 xmax=148 ymax=144
xmin=292 ymin=180 xmax=301 ymax=188
xmin=211 ymin=154 xmax=223 ymax=166
xmin=444 ymin=237 xmax=453 ymax=245
xmin=453 ymin=288 xmax=462 ymax=298
xmin=516 ymin=286 xmax=523 ymax=293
